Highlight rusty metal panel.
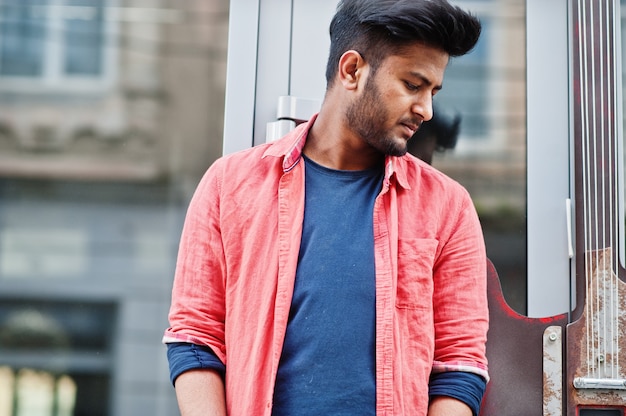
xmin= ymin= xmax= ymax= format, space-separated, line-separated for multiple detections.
xmin=544 ymin=325 xmax=563 ymax=416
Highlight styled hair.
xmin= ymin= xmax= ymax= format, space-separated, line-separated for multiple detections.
xmin=325 ymin=0 xmax=481 ymax=85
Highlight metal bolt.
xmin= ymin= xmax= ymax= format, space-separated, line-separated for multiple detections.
xmin=549 ymin=332 xmax=558 ymax=342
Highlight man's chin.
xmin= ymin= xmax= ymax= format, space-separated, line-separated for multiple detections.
xmin=366 ymin=137 xmax=408 ymax=157
xmin=389 ymin=148 xmax=408 ymax=157
xmin=384 ymin=140 xmax=409 ymax=157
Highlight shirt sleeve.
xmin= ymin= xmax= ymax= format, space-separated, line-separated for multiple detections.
xmin=162 ymin=162 xmax=228 ymax=364
xmin=431 ymin=188 xmax=489 ymax=380
xmin=429 ymin=371 xmax=487 ymax=416
xmin=166 ymin=342 xmax=226 ymax=386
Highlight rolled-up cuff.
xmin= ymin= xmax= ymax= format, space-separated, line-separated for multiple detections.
xmin=429 ymin=371 xmax=487 ymax=416
xmin=166 ymin=342 xmax=226 ymax=386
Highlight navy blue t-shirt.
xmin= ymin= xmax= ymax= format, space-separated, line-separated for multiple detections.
xmin=271 ymin=155 xmax=383 ymax=415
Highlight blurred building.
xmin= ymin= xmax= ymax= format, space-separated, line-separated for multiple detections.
xmin=0 ymin=0 xmax=229 ymax=414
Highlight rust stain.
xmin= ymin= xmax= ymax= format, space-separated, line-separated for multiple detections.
xmin=567 ymin=248 xmax=626 ymax=410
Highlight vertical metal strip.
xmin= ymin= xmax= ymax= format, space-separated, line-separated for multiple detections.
xmin=543 ymin=326 xmax=563 ymax=416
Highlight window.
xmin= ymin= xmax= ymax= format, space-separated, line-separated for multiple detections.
xmin=0 ymin=0 xmax=114 ymax=92
xmin=0 ymin=0 xmax=47 ymax=77
xmin=0 ymin=368 xmax=77 ymax=416
xmin=436 ymin=0 xmax=528 ymax=313
xmin=0 ymin=300 xmax=115 ymax=415
xmin=436 ymin=19 xmax=489 ymax=141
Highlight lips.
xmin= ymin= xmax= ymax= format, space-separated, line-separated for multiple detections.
xmin=401 ymin=122 xmax=420 ymax=137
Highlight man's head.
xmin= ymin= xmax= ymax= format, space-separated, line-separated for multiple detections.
xmin=316 ymin=0 xmax=481 ymax=159
xmin=325 ymin=0 xmax=481 ymax=87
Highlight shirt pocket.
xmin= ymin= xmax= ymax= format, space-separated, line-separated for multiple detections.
xmin=396 ymin=238 xmax=438 ymax=309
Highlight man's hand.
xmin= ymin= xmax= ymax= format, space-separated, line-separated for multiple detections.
xmin=428 ymin=396 xmax=473 ymax=416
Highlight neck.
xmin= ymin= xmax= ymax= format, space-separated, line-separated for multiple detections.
xmin=304 ymin=109 xmax=385 ymax=171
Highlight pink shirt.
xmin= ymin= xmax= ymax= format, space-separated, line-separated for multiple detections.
xmin=163 ymin=115 xmax=489 ymax=415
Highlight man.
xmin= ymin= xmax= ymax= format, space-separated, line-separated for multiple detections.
xmin=163 ymin=1 xmax=488 ymax=415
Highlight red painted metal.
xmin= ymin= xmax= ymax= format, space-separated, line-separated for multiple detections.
xmin=480 ymin=259 xmax=567 ymax=416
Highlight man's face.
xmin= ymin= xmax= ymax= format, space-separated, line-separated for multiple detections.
xmin=345 ymin=43 xmax=449 ymax=156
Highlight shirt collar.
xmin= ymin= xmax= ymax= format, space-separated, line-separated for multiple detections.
xmin=262 ymin=114 xmax=316 ymax=172
xmin=385 ymin=156 xmax=410 ymax=190
xmin=262 ymin=112 xmax=410 ymax=189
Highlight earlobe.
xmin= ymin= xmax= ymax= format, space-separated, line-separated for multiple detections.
xmin=337 ymin=50 xmax=365 ymax=90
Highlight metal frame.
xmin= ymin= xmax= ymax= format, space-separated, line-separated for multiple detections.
xmin=223 ymin=0 xmax=574 ymax=318
xmin=526 ymin=0 xmax=572 ymax=317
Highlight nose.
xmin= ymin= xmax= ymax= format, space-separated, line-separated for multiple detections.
xmin=411 ymin=94 xmax=433 ymax=122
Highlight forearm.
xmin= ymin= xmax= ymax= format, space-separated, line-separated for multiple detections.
xmin=428 ymin=396 xmax=472 ymax=416
xmin=174 ymin=369 xmax=226 ymax=416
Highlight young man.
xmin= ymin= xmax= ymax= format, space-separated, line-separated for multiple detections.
xmin=163 ymin=1 xmax=488 ymax=415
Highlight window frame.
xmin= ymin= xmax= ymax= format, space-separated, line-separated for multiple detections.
xmin=0 ymin=0 xmax=118 ymax=94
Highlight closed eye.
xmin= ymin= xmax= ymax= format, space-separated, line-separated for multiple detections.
xmin=405 ymin=81 xmax=421 ymax=92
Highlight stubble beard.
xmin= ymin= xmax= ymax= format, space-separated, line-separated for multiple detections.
xmin=344 ymin=75 xmax=409 ymax=157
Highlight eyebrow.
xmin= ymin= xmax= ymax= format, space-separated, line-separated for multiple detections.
xmin=409 ymin=71 xmax=443 ymax=92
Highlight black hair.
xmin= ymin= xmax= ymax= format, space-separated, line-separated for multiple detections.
xmin=325 ymin=0 xmax=481 ymax=86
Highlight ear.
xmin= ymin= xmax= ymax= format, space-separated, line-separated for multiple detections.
xmin=337 ymin=50 xmax=367 ymax=91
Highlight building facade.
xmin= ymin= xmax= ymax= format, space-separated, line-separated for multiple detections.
xmin=0 ymin=0 xmax=229 ymax=414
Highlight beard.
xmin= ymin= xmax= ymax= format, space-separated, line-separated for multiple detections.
xmin=344 ymin=74 xmax=410 ymax=157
